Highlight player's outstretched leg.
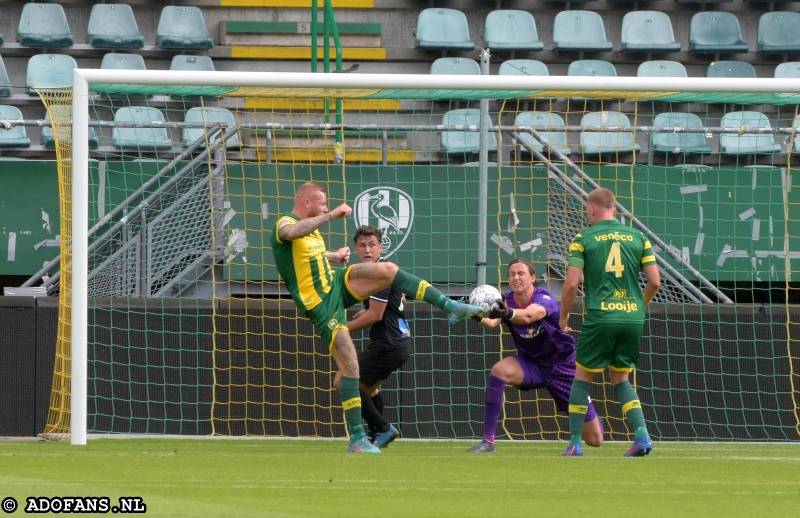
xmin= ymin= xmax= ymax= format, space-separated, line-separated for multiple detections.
xmin=614 ymin=381 xmax=652 ymax=457
xmin=390 ymin=269 xmax=482 ymax=323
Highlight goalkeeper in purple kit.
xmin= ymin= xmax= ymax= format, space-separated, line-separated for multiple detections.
xmin=467 ymin=258 xmax=604 ymax=452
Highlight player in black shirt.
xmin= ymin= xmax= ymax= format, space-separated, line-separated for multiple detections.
xmin=333 ymin=225 xmax=412 ymax=448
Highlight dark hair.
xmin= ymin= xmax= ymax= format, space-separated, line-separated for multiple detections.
xmin=507 ymin=258 xmax=535 ymax=275
xmin=354 ymin=225 xmax=382 ymax=244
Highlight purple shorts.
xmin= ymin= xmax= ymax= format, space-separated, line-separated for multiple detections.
xmin=511 ymin=354 xmax=597 ymax=423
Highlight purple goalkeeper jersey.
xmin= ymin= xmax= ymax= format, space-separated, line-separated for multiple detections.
xmin=502 ymin=287 xmax=577 ymax=368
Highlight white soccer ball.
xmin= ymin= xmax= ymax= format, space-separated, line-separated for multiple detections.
xmin=469 ymin=284 xmax=503 ymax=312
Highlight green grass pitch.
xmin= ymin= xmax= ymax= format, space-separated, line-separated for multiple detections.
xmin=1 ymin=439 xmax=799 ymax=517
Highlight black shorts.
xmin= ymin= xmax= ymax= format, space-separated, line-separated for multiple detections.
xmin=357 ymin=339 xmax=412 ymax=388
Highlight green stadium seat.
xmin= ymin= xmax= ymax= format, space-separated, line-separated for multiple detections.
xmin=101 ymin=53 xmax=146 ymax=71
xmin=430 ymin=57 xmax=480 ymax=75
xmin=621 ymin=11 xmax=681 ymax=54
xmin=18 ymin=3 xmax=74 ymax=47
xmin=0 ymin=106 xmax=31 ymax=148
xmin=87 ymin=4 xmax=144 ymax=49
xmin=440 ymin=109 xmax=497 ymax=155
xmin=689 ymin=12 xmax=748 ymax=55
xmin=416 ymin=9 xmax=475 ymax=52
xmin=567 ymin=59 xmax=616 ymax=77
xmin=170 ymin=55 xmax=215 ymax=72
xmin=651 ymin=112 xmax=712 ymax=155
xmin=484 ymin=10 xmax=543 ymax=53
xmin=553 ymin=11 xmax=612 ymax=54
xmin=580 ymin=111 xmax=640 ymax=156
xmin=720 ymin=112 xmax=781 ymax=155
xmin=758 ymin=12 xmax=800 ymax=56
xmin=775 ymin=62 xmax=800 ymax=78
xmin=498 ymin=59 xmax=548 ymax=77
xmin=26 ymin=54 xmax=77 ymax=95
xmin=111 ymin=107 xmax=173 ymax=151
xmin=0 ymin=56 xmax=13 ymax=97
xmin=156 ymin=6 xmax=213 ymax=50
xmin=637 ymin=60 xmax=687 ymax=78
xmin=183 ymin=107 xmax=240 ymax=148
xmin=515 ymin=112 xmax=571 ymax=157
xmin=41 ymin=107 xmax=99 ymax=150
xmin=706 ymin=61 xmax=756 ymax=79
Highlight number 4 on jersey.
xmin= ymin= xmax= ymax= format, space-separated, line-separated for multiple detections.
xmin=605 ymin=242 xmax=625 ymax=277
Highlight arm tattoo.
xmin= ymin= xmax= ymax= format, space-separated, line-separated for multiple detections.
xmin=280 ymin=212 xmax=332 ymax=241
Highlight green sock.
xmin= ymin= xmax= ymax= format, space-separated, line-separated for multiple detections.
xmin=568 ymin=380 xmax=591 ymax=442
xmin=340 ymin=376 xmax=365 ymax=441
xmin=614 ymin=381 xmax=648 ymax=438
xmin=391 ymin=269 xmax=453 ymax=312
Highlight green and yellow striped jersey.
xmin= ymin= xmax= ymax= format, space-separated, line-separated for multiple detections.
xmin=270 ymin=212 xmax=333 ymax=314
xmin=568 ymin=219 xmax=656 ymax=323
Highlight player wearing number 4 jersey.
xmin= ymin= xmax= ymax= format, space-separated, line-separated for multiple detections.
xmin=560 ymin=188 xmax=661 ymax=457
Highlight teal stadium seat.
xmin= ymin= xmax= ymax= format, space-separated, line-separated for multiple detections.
xmin=0 ymin=56 xmax=13 ymax=97
xmin=621 ymin=11 xmax=681 ymax=54
xmin=170 ymin=55 xmax=215 ymax=72
xmin=498 ymin=59 xmax=548 ymax=76
xmin=775 ymin=62 xmax=800 ymax=78
xmin=651 ymin=112 xmax=711 ymax=155
xmin=637 ymin=60 xmax=687 ymax=77
xmin=430 ymin=58 xmax=480 ymax=75
xmin=26 ymin=54 xmax=77 ymax=95
xmin=515 ymin=112 xmax=571 ymax=157
xmin=719 ymin=112 xmax=781 ymax=155
xmin=111 ymin=107 xmax=173 ymax=151
xmin=441 ymin=109 xmax=497 ymax=155
xmin=706 ymin=61 xmax=756 ymax=79
xmin=580 ymin=111 xmax=640 ymax=156
xmin=41 ymin=107 xmax=99 ymax=150
xmin=416 ymin=9 xmax=475 ymax=52
xmin=156 ymin=6 xmax=213 ymax=50
xmin=87 ymin=4 xmax=144 ymax=49
xmin=689 ymin=12 xmax=748 ymax=55
xmin=567 ymin=59 xmax=617 ymax=77
xmin=553 ymin=11 xmax=612 ymax=53
xmin=0 ymin=106 xmax=31 ymax=148
xmin=183 ymin=107 xmax=240 ymax=148
xmin=758 ymin=12 xmax=800 ymax=55
xmin=18 ymin=3 xmax=74 ymax=47
xmin=484 ymin=10 xmax=543 ymax=53
xmin=101 ymin=53 xmax=146 ymax=71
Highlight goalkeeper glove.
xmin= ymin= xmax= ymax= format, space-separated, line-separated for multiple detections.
xmin=486 ymin=299 xmax=515 ymax=320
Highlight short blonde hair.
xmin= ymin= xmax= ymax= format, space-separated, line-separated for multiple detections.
xmin=587 ymin=188 xmax=615 ymax=209
xmin=296 ymin=182 xmax=326 ymax=202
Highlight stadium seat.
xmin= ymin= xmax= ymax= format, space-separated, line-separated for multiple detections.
xmin=170 ymin=55 xmax=215 ymax=72
xmin=0 ymin=56 xmax=13 ymax=97
xmin=416 ymin=8 xmax=474 ymax=52
xmin=111 ymin=107 xmax=173 ymax=150
xmin=87 ymin=4 xmax=144 ymax=49
xmin=651 ymin=112 xmax=711 ymax=155
xmin=156 ymin=6 xmax=213 ymax=50
xmin=0 ymin=106 xmax=31 ymax=148
xmin=775 ymin=62 xmax=800 ymax=78
xmin=620 ymin=11 xmax=681 ymax=54
xmin=758 ymin=12 xmax=800 ymax=56
xmin=706 ymin=61 xmax=756 ymax=79
xmin=484 ymin=10 xmax=543 ymax=53
xmin=567 ymin=60 xmax=617 ymax=77
xmin=637 ymin=60 xmax=687 ymax=77
xmin=41 ymin=107 xmax=99 ymax=150
xmin=793 ymin=115 xmax=800 ymax=152
xmin=689 ymin=12 xmax=748 ymax=55
xmin=101 ymin=53 xmax=146 ymax=71
xmin=719 ymin=112 xmax=781 ymax=155
xmin=553 ymin=11 xmax=612 ymax=54
xmin=183 ymin=107 xmax=240 ymax=148
xmin=18 ymin=3 xmax=74 ymax=47
xmin=580 ymin=111 xmax=640 ymax=156
xmin=430 ymin=58 xmax=480 ymax=75
xmin=440 ymin=109 xmax=497 ymax=155
xmin=498 ymin=59 xmax=548 ymax=77
xmin=515 ymin=112 xmax=571 ymax=157
xmin=26 ymin=54 xmax=77 ymax=95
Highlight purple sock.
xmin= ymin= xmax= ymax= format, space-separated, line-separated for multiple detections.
xmin=482 ymin=374 xmax=507 ymax=442
xmin=585 ymin=400 xmax=604 ymax=435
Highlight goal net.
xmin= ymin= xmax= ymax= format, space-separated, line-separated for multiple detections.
xmin=32 ymin=70 xmax=800 ymax=444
